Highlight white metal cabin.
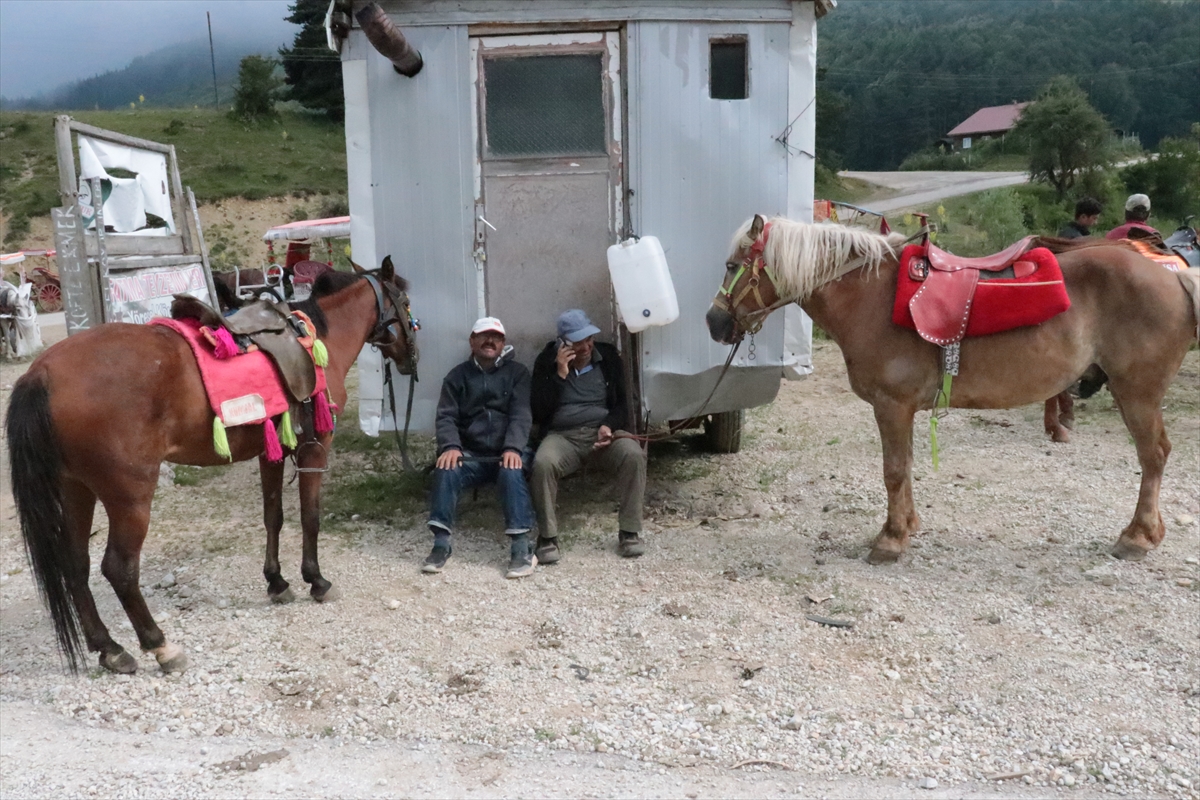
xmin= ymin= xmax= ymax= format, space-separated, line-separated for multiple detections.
xmin=330 ymin=0 xmax=833 ymax=445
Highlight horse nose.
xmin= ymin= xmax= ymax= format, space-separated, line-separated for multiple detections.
xmin=706 ymin=305 xmax=736 ymax=344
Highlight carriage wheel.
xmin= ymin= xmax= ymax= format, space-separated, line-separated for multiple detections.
xmin=704 ymin=410 xmax=744 ymax=454
xmin=37 ymin=283 xmax=63 ymax=312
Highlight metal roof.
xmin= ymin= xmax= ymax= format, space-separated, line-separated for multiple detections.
xmin=947 ymin=102 xmax=1029 ymax=137
xmin=262 ymin=216 xmax=351 ymax=242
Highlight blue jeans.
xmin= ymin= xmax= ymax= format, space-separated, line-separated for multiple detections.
xmin=428 ymin=454 xmax=535 ymax=535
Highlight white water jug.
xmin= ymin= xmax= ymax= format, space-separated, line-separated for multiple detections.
xmin=606 ymin=235 xmax=679 ymax=333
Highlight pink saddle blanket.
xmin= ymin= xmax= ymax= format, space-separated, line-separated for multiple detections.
xmin=149 ymin=317 xmax=326 ymax=427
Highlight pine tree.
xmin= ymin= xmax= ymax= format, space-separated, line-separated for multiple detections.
xmin=231 ymin=55 xmax=281 ymax=121
xmin=280 ymin=0 xmax=344 ymax=121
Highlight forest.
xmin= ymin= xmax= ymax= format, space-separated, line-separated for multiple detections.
xmin=817 ymin=0 xmax=1199 ymax=170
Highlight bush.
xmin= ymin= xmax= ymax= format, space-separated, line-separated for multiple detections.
xmin=1119 ymin=137 xmax=1200 ymax=221
xmin=230 ymin=55 xmax=281 ymax=122
xmin=968 ymin=188 xmax=1029 ymax=246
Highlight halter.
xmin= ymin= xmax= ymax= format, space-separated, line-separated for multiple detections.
xmin=712 ymin=222 xmax=793 ymax=337
xmin=363 ymin=273 xmax=419 ymax=374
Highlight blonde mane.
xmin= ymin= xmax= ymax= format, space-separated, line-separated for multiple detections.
xmin=729 ymin=217 xmax=907 ymax=302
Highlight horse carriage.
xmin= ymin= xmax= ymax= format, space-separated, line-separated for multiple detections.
xmin=213 ymin=216 xmax=349 ymax=310
xmin=1 ymin=250 xmax=63 ymax=312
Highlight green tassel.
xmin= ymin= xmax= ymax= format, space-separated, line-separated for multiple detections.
xmin=312 ymin=339 xmax=328 ymax=368
xmin=280 ymin=409 xmax=298 ymax=449
xmin=928 ymin=372 xmax=953 ymax=471
xmin=212 ymin=416 xmax=232 ymax=461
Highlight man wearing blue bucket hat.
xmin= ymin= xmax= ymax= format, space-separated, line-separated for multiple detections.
xmin=529 ymin=309 xmax=647 ymax=563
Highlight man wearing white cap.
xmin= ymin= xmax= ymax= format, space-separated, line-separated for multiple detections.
xmin=423 ymin=317 xmax=537 ymax=578
xmin=1106 ymin=193 xmax=1160 ymax=241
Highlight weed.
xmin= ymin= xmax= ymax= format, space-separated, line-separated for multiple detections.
xmin=535 ymin=728 xmax=557 ymax=741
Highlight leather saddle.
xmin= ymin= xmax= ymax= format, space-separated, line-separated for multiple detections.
xmin=907 ymin=236 xmax=1037 ymax=346
xmin=170 ymin=295 xmax=317 ymax=402
xmin=1165 ymin=226 xmax=1200 ymax=268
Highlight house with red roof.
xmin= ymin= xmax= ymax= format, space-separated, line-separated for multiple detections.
xmin=946 ymin=101 xmax=1029 ymax=150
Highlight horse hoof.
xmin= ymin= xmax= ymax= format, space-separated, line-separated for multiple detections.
xmin=1051 ymin=427 xmax=1070 ymax=444
xmin=99 ymin=649 xmax=138 ymax=675
xmin=1111 ymin=539 xmax=1150 ymax=561
xmin=152 ymin=643 xmax=189 ymax=674
xmin=311 ymin=583 xmax=337 ymax=603
xmin=270 ymin=587 xmax=296 ymax=604
xmin=866 ymin=545 xmax=904 ymax=565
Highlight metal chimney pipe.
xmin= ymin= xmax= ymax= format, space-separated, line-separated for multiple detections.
xmin=355 ymin=2 xmax=423 ymax=77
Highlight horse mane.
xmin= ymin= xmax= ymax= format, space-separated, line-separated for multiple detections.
xmin=1033 ymin=235 xmax=1125 ymax=255
xmin=731 ymin=217 xmax=907 ymax=302
xmin=289 ymin=270 xmax=409 ymax=337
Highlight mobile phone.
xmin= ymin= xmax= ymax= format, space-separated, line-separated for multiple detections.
xmin=558 ymin=337 xmax=572 ymax=349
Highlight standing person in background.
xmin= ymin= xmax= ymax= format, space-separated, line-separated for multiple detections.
xmin=1058 ymin=197 xmax=1102 ymax=239
xmin=1106 ymin=194 xmax=1160 ymax=241
xmin=423 ymin=317 xmax=537 ymax=579
xmin=529 ymin=309 xmax=647 ymax=564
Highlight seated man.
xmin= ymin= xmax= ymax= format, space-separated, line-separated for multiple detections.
xmin=530 ymin=309 xmax=647 ymax=563
xmin=423 ymin=317 xmax=537 ymax=579
xmin=1057 ymin=197 xmax=1102 ymax=239
xmin=1106 ymin=193 xmax=1160 ymax=241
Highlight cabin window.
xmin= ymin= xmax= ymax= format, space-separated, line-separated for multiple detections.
xmin=483 ymin=54 xmax=606 ymax=157
xmin=710 ymin=37 xmax=748 ymax=100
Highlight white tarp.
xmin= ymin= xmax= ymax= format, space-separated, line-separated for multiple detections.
xmin=78 ymin=135 xmax=175 ymax=235
xmin=0 ymin=281 xmax=43 ymax=357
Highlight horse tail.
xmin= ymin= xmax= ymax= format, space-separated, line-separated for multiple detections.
xmin=6 ymin=372 xmax=85 ymax=671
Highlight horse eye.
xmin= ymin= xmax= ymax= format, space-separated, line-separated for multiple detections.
xmin=725 ymin=262 xmax=737 ymax=271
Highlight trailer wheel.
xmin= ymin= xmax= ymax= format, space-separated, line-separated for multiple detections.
xmin=704 ymin=410 xmax=744 ymax=453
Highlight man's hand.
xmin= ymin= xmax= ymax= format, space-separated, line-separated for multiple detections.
xmin=594 ymin=425 xmax=613 ymax=449
xmin=501 ymin=451 xmax=523 ymax=470
xmin=436 ymin=449 xmax=463 ymax=470
xmin=555 ymin=342 xmax=575 ymax=379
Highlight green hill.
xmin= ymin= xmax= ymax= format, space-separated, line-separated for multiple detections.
xmin=0 ymin=108 xmax=346 ymax=248
xmin=819 ymin=0 xmax=1199 ymax=170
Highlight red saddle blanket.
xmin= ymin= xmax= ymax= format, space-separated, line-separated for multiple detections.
xmin=892 ymin=244 xmax=1070 ymax=342
xmin=149 ymin=317 xmax=326 ymax=427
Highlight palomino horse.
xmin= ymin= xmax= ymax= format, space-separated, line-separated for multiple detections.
xmin=6 ymin=260 xmax=416 ymax=674
xmin=706 ymin=215 xmax=1199 ymax=566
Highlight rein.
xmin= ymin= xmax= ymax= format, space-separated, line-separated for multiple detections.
xmin=363 ymin=273 xmax=422 ymax=471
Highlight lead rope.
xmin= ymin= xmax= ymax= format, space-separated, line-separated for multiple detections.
xmin=384 ymin=360 xmax=419 ymax=472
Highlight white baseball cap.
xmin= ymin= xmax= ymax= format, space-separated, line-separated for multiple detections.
xmin=471 ymin=316 xmax=505 ymax=336
xmin=1125 ymin=193 xmax=1151 ymax=212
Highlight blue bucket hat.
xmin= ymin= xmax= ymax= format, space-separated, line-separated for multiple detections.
xmin=556 ymin=309 xmax=601 ymax=343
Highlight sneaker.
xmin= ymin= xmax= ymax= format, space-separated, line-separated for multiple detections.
xmin=618 ymin=531 xmax=646 ymax=558
xmin=506 ymin=552 xmax=537 ymax=579
xmin=421 ymin=544 xmax=451 ymax=573
xmin=535 ymin=536 xmax=561 ymax=565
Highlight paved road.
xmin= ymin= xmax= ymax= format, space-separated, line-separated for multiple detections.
xmin=839 ymin=170 xmax=1028 ymax=213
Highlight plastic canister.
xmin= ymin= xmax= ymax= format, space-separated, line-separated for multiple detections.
xmin=606 ymin=235 xmax=679 ymax=333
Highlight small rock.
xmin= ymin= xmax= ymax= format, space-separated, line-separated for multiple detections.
xmin=177 ymin=586 xmax=194 ymax=599
xmin=884 ymin=669 xmax=901 ymax=681
xmin=1176 ymin=578 xmax=1194 ymax=588
xmin=1184 ymin=557 xmax=1198 ymax=565
xmin=783 ymin=715 xmax=803 ymax=731
xmin=1174 ymin=514 xmax=1195 ymax=526
xmin=1084 ymin=566 xmax=1118 ymax=586
xmin=1064 ymin=774 xmax=1076 ymax=787
xmin=596 ymin=743 xmax=608 ymax=753
xmin=152 ymin=611 xmax=170 ymax=623
xmin=385 ymin=599 xmax=401 ymax=610
xmin=919 ymin=777 xmax=938 ymax=789
xmin=351 ymin=514 xmax=361 ymax=521
xmin=158 ymin=573 xmax=176 ymax=589
xmin=216 ymin=598 xmax=230 ymax=609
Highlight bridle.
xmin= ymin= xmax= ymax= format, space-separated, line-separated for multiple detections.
xmin=363 ymin=273 xmax=419 ymax=375
xmin=712 ymin=222 xmax=793 ymax=339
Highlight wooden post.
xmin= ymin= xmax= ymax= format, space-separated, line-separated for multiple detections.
xmin=54 ymin=116 xmax=78 ymax=206
xmin=188 ymin=188 xmax=219 ymax=306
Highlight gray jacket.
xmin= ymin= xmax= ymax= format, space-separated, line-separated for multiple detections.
xmin=434 ymin=349 xmax=532 ymax=456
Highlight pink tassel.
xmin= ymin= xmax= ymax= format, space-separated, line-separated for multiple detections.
xmin=263 ymin=418 xmax=284 ymax=462
xmin=313 ymin=391 xmax=334 ymax=434
xmin=213 ymin=327 xmax=239 ymax=359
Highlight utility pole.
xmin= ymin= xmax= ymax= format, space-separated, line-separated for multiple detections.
xmin=207 ymin=11 xmax=219 ymax=108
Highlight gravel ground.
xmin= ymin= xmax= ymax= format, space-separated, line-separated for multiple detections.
xmin=1 ymin=341 xmax=1198 ymax=799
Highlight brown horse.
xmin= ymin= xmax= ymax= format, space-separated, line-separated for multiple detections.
xmin=6 ymin=260 xmax=416 ymax=674
xmin=706 ymin=215 xmax=1199 ymax=566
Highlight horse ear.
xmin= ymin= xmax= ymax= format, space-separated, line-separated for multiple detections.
xmin=349 ymin=259 xmax=366 ymax=274
xmin=750 ymin=214 xmax=765 ymax=240
xmin=380 ymin=255 xmax=395 ymax=281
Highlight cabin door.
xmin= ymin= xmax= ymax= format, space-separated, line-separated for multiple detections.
xmin=472 ymin=32 xmax=623 ymax=366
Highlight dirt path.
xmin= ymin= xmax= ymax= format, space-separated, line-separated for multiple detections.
xmin=2 ymin=339 xmax=1197 ymax=799
xmin=840 ymin=171 xmax=1028 ymax=213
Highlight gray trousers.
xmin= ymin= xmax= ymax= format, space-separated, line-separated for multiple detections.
xmin=531 ymin=427 xmax=646 ymax=539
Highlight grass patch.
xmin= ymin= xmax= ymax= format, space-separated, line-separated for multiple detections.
xmin=0 ymin=108 xmax=346 ymax=247
xmin=172 ymin=463 xmax=232 ymax=487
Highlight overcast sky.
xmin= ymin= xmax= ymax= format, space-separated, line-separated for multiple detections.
xmin=0 ymin=0 xmax=297 ymax=99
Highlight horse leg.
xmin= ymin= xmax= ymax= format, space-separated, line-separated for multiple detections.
xmin=867 ymin=402 xmax=921 ymax=565
xmin=259 ymin=456 xmax=294 ymax=603
xmin=298 ymin=434 xmax=332 ymax=601
xmin=61 ymin=479 xmax=138 ymax=674
xmin=99 ymin=497 xmax=188 ymax=673
xmin=1044 ymin=393 xmax=1071 ymax=443
xmin=1108 ymin=389 xmax=1171 ymax=561
xmin=1057 ymin=391 xmax=1075 ymax=430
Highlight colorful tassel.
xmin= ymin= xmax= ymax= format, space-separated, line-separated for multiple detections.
xmin=313 ymin=391 xmax=334 ymax=434
xmin=312 ymin=338 xmax=329 ymax=367
xmin=279 ymin=409 xmax=298 ymax=450
xmin=212 ymin=416 xmax=232 ymax=461
xmin=263 ymin=418 xmax=283 ymax=462
xmin=212 ymin=326 xmax=239 ymax=359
